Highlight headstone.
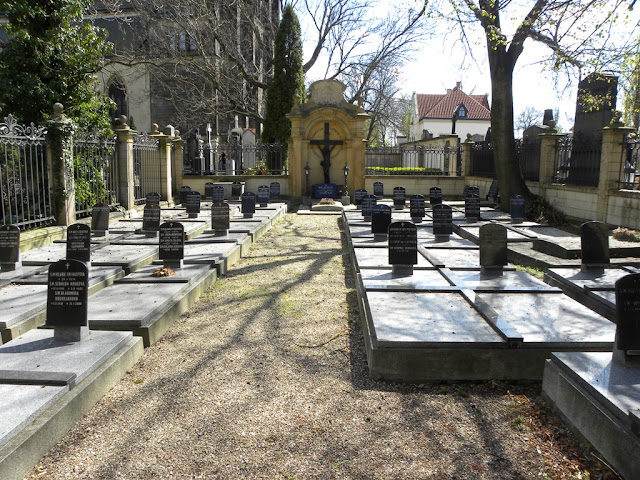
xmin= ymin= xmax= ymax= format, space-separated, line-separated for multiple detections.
xmin=465 ymin=194 xmax=481 ymax=221
xmin=66 ymin=223 xmax=91 ymax=265
xmin=432 ymin=204 xmax=453 ymax=237
xmin=204 ymin=182 xmax=215 ymax=201
xmin=463 ymin=185 xmax=470 ymax=199
xmin=354 ymin=189 xmax=367 ymax=209
xmin=179 ymin=185 xmax=192 ymax=205
xmin=211 ymin=185 xmax=225 ymax=204
xmin=510 ymin=195 xmax=525 ymax=223
xmin=409 ymin=194 xmax=426 ymax=223
xmin=0 ymin=225 xmax=20 ymax=271
xmin=91 ymin=203 xmax=110 ymax=235
xmin=393 ymin=187 xmax=406 ymax=210
xmin=231 ymin=182 xmax=244 ymax=199
xmin=159 ymin=221 xmax=184 ymax=268
xmin=388 ymin=221 xmax=418 ymax=275
xmin=373 ymin=181 xmax=384 ymax=199
xmin=257 ymin=185 xmax=270 ymax=206
xmin=211 ymin=202 xmax=230 ymax=235
xmin=314 ymin=183 xmax=338 ymax=199
xmin=486 ymin=179 xmax=499 ymax=203
xmin=479 ymin=223 xmax=507 ymax=273
xmin=465 ymin=185 xmax=480 ymax=199
xmin=581 ymin=221 xmax=610 ymax=272
xmin=47 ymin=259 xmax=89 ymax=342
xmin=185 ymin=191 xmax=201 ymax=218
xmin=146 ymin=192 xmax=161 ymax=206
xmin=241 ymin=192 xmax=256 ymax=218
xmin=142 ymin=203 xmax=161 ymax=235
xmin=429 ymin=187 xmax=442 ymax=206
xmin=371 ymin=204 xmax=392 ymax=237
xmin=614 ymin=274 xmax=640 ymax=363
xmin=270 ymin=182 xmax=281 ymax=200
xmin=361 ymin=194 xmax=377 ymax=220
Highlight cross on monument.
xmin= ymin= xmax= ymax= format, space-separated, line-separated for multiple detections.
xmin=310 ymin=123 xmax=343 ymax=184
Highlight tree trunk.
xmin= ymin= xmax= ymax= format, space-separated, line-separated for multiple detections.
xmin=486 ymin=48 xmax=531 ymax=211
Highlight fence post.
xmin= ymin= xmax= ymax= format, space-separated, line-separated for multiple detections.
xmin=114 ymin=115 xmax=136 ymax=212
xmin=150 ymin=124 xmax=174 ymax=206
xmin=538 ymin=126 xmax=565 ymax=189
xmin=45 ymin=103 xmax=76 ymax=226
xmin=172 ymin=133 xmax=184 ymax=197
xmin=597 ymin=114 xmax=634 ymax=222
xmin=460 ymin=134 xmax=473 ymax=177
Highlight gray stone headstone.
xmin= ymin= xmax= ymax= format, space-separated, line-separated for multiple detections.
xmin=211 ymin=202 xmax=230 ymax=234
xmin=211 ymin=185 xmax=225 ymax=203
xmin=66 ymin=223 xmax=91 ymax=264
xmin=0 ymin=225 xmax=20 ymax=271
xmin=465 ymin=194 xmax=481 ymax=221
xmin=432 ymin=204 xmax=453 ymax=237
xmin=179 ymin=186 xmax=192 ymax=205
xmin=479 ymin=223 xmax=507 ymax=272
xmin=204 ymin=182 xmax=215 ymax=201
xmin=91 ymin=203 xmax=110 ymax=234
xmin=371 ymin=204 xmax=392 ymax=237
xmin=185 ymin=191 xmax=201 ymax=218
xmin=241 ymin=192 xmax=256 ymax=217
xmin=142 ymin=203 xmax=161 ymax=234
xmin=581 ymin=221 xmax=609 ymax=271
xmin=373 ymin=181 xmax=384 ymax=199
xmin=510 ymin=195 xmax=525 ymax=223
xmin=388 ymin=221 xmax=417 ymax=274
xmin=614 ymin=274 xmax=640 ymax=361
xmin=47 ymin=259 xmax=89 ymax=341
xmin=257 ymin=185 xmax=270 ymax=206
xmin=231 ymin=182 xmax=244 ymax=199
xmin=355 ymin=189 xmax=367 ymax=208
xmin=159 ymin=222 xmax=184 ymax=267
xmin=146 ymin=192 xmax=161 ymax=206
xmin=361 ymin=194 xmax=377 ymax=220
xmin=270 ymin=182 xmax=281 ymax=200
xmin=429 ymin=187 xmax=442 ymax=205
xmin=393 ymin=187 xmax=406 ymax=210
xmin=409 ymin=194 xmax=425 ymax=223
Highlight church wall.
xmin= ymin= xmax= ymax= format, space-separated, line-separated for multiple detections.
xmin=97 ymin=64 xmax=152 ymax=132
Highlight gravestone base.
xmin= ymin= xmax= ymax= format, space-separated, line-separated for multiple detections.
xmin=214 ymin=229 xmax=229 ymax=237
xmin=243 ymin=213 xmax=254 ymax=219
xmin=356 ymin=205 xmax=362 ymax=211
xmin=373 ymin=234 xmax=387 ymax=241
xmin=163 ymin=260 xmax=183 ymax=270
xmin=54 ymin=325 xmax=90 ymax=342
xmin=613 ymin=348 xmax=640 ymax=366
xmin=434 ymin=235 xmax=451 ymax=243
xmin=341 ymin=196 xmax=350 ymax=206
xmin=411 ymin=217 xmax=423 ymax=224
xmin=188 ymin=213 xmax=198 ymax=219
xmin=1 ymin=262 xmax=20 ymax=272
xmin=392 ymin=265 xmax=414 ymax=276
xmin=581 ymin=264 xmax=606 ymax=274
xmin=480 ymin=266 xmax=505 ymax=276
xmin=511 ymin=218 xmax=524 ymax=225
xmin=364 ymin=216 xmax=372 ymax=222
xmin=394 ymin=205 xmax=404 ymax=211
xmin=144 ymin=231 xmax=158 ymax=238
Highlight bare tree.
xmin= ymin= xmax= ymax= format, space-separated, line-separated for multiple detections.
xmin=515 ymin=107 xmax=543 ymax=136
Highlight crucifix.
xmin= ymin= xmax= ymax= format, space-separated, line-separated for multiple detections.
xmin=310 ymin=123 xmax=343 ymax=184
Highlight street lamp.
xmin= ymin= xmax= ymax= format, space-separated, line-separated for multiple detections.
xmin=343 ymin=163 xmax=350 ymax=196
xmin=304 ymin=163 xmax=311 ymax=203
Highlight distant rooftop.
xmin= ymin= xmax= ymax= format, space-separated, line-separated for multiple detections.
xmin=415 ymin=83 xmax=491 ymax=120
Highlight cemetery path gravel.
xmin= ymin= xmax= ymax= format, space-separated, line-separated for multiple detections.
xmin=26 ymin=213 xmax=615 ymax=480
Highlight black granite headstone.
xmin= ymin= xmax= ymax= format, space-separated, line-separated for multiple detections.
xmin=465 ymin=194 xmax=481 ymax=221
xmin=241 ymin=192 xmax=256 ymax=216
xmin=432 ymin=204 xmax=453 ymax=236
xmin=429 ymin=187 xmax=442 ymax=205
xmin=354 ymin=189 xmax=367 ymax=207
xmin=314 ymin=183 xmax=338 ymax=199
xmin=159 ymin=222 xmax=184 ymax=261
xmin=257 ymin=185 xmax=270 ymax=206
xmin=91 ymin=203 xmax=110 ymax=233
xmin=0 ymin=225 xmax=20 ymax=266
xmin=510 ymin=195 xmax=526 ymax=223
xmin=211 ymin=202 xmax=230 ymax=232
xmin=409 ymin=194 xmax=426 ymax=222
xmin=179 ymin=186 xmax=192 ymax=205
xmin=211 ymin=185 xmax=225 ymax=203
xmin=373 ymin=181 xmax=384 ymax=199
xmin=185 ymin=191 xmax=201 ymax=217
xmin=371 ymin=204 xmax=392 ymax=235
xmin=270 ymin=182 xmax=281 ymax=200
xmin=581 ymin=221 xmax=610 ymax=267
xmin=361 ymin=194 xmax=377 ymax=219
xmin=463 ymin=185 xmax=470 ymax=199
xmin=66 ymin=223 xmax=91 ymax=263
xmin=47 ymin=259 xmax=88 ymax=327
xmin=204 ymin=182 xmax=215 ymax=201
xmin=388 ymin=221 xmax=418 ymax=266
xmin=143 ymin=203 xmax=161 ymax=233
xmin=393 ymin=187 xmax=406 ymax=210
xmin=615 ymin=274 xmax=640 ymax=352
xmin=465 ymin=186 xmax=479 ymax=199
xmin=146 ymin=192 xmax=161 ymax=206
xmin=479 ymin=223 xmax=507 ymax=269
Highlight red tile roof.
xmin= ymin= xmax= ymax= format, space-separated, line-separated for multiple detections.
xmin=416 ymin=86 xmax=491 ymax=120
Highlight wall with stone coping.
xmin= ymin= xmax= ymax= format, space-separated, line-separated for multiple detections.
xmin=179 ymin=175 xmax=289 ymax=197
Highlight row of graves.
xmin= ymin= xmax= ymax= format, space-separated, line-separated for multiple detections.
xmin=0 ymin=185 xmax=288 ymax=480
xmin=345 ymin=183 xmax=640 ymax=479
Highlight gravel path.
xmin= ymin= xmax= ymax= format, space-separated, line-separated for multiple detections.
xmin=26 ymin=213 xmax=613 ymax=479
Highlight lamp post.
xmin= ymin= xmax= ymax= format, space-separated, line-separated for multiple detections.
xmin=304 ymin=163 xmax=310 ymax=204
xmin=343 ymin=164 xmax=350 ymax=196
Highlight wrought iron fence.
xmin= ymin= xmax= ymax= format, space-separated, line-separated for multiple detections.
xmin=365 ymin=145 xmax=459 ymax=175
xmin=470 ymin=141 xmax=496 ymax=178
xmin=73 ymin=130 xmax=118 ymax=217
xmin=0 ymin=115 xmax=54 ymax=229
xmin=621 ymin=133 xmax=640 ymax=190
xmin=554 ymin=134 xmax=601 ymax=186
xmin=517 ymin=137 xmax=541 ymax=181
xmin=133 ymin=133 xmax=162 ymax=203
xmin=184 ymin=141 xmax=288 ymax=176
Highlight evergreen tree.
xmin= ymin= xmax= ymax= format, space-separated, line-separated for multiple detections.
xmin=262 ymin=5 xmax=305 ymax=146
xmin=0 ymin=0 xmax=112 ymax=129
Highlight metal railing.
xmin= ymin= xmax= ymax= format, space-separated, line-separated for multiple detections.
xmin=74 ymin=130 xmax=118 ymax=217
xmin=365 ymin=145 xmax=458 ymax=175
xmin=185 ymin=141 xmax=288 ymax=176
xmin=133 ymin=133 xmax=162 ymax=203
xmin=518 ymin=137 xmax=541 ymax=182
xmin=621 ymin=133 xmax=640 ymax=190
xmin=470 ymin=141 xmax=496 ymax=178
xmin=0 ymin=115 xmax=54 ymax=229
xmin=554 ymin=134 xmax=601 ymax=186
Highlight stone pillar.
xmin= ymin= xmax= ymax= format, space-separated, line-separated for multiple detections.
xmin=597 ymin=114 xmax=634 ymax=222
xmin=45 ymin=103 xmax=76 ymax=226
xmin=150 ymin=124 xmax=174 ymax=206
xmin=172 ymin=134 xmax=185 ymax=196
xmin=114 ymin=116 xmax=136 ymax=212
xmin=538 ymin=127 xmax=566 ymax=189
xmin=460 ymin=135 xmax=474 ymax=177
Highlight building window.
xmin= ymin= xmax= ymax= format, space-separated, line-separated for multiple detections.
xmin=457 ymin=105 xmax=467 ymax=118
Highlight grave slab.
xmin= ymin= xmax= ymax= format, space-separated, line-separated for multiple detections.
xmin=195 ymin=232 xmax=253 ymax=256
xmin=444 ymin=269 xmax=558 ymax=292
xmin=418 ymin=247 xmax=481 ymax=269
xmin=116 ymin=263 xmax=213 ymax=284
xmin=182 ymin=242 xmax=242 ymax=274
xmin=351 ymin=247 xmax=433 ymax=270
xmin=90 ymin=244 xmax=157 ymax=273
xmin=456 ymin=225 xmax=532 ymax=243
xmin=543 ymin=352 xmax=640 ymax=480
xmin=360 ymin=268 xmax=452 ymax=291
